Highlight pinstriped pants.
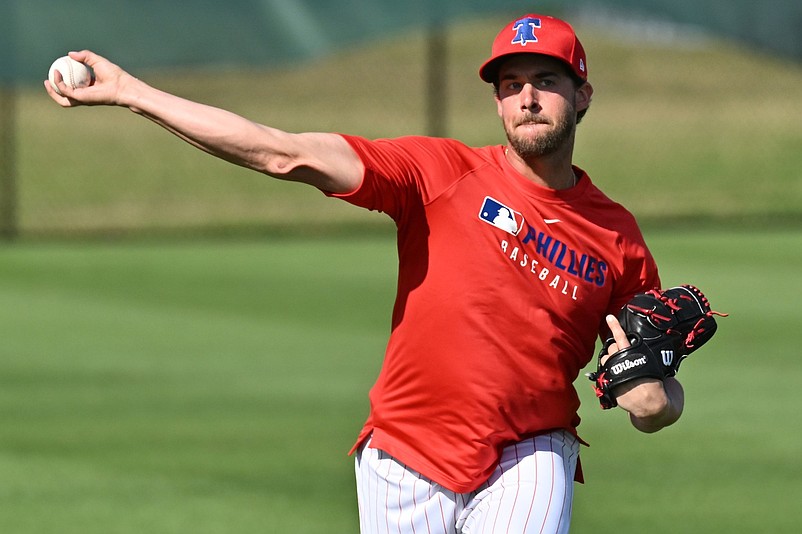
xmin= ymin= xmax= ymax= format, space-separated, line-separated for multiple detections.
xmin=355 ymin=430 xmax=579 ymax=534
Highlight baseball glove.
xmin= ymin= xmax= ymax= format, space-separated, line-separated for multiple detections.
xmin=588 ymin=284 xmax=726 ymax=409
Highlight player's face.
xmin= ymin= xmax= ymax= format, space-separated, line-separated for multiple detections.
xmin=495 ymin=55 xmax=591 ymax=159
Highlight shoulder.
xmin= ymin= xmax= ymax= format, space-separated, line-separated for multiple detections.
xmin=576 ymin=171 xmax=646 ymax=239
xmin=340 ymin=134 xmax=500 ymax=166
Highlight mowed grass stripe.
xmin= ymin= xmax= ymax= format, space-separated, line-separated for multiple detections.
xmin=0 ymin=231 xmax=799 ymax=533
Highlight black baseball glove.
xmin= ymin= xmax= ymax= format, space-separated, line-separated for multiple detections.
xmin=588 ymin=285 xmax=726 ymax=409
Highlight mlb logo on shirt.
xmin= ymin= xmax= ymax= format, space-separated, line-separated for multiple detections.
xmin=478 ymin=196 xmax=525 ymax=236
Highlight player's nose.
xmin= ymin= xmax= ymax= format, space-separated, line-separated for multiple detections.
xmin=519 ymin=83 xmax=539 ymax=111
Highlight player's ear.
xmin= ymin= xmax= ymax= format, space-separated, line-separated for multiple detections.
xmin=576 ymin=82 xmax=593 ymax=113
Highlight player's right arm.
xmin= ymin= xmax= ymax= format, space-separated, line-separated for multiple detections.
xmin=43 ymin=50 xmax=363 ymax=195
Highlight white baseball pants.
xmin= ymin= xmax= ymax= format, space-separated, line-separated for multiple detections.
xmin=355 ymin=430 xmax=579 ymax=534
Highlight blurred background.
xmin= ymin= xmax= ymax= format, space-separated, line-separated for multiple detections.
xmin=2 ymin=0 xmax=800 ymax=238
xmin=0 ymin=1 xmax=800 ymax=533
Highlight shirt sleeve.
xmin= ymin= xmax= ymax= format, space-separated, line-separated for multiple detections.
xmin=608 ymin=232 xmax=661 ymax=316
xmin=327 ymin=134 xmax=483 ymax=222
xmin=594 ymin=233 xmax=659 ymax=342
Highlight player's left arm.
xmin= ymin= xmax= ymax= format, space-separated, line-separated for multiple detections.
xmin=601 ymin=314 xmax=685 ymax=433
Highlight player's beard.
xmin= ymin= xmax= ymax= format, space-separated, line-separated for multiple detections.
xmin=504 ymin=107 xmax=576 ymax=159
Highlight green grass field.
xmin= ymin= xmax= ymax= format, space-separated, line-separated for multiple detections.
xmin=0 ymin=230 xmax=800 ymax=533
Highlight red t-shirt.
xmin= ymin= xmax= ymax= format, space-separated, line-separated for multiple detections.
xmin=331 ymin=135 xmax=660 ymax=492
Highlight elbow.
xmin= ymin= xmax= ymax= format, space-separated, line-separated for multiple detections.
xmin=261 ymin=152 xmax=299 ymax=178
xmin=247 ymin=127 xmax=302 ymax=178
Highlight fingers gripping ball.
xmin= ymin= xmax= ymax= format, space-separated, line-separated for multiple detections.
xmin=48 ymin=56 xmax=95 ymax=96
xmin=588 ymin=284 xmax=727 ymax=409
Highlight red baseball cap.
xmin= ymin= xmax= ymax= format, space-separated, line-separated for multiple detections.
xmin=479 ymin=14 xmax=587 ymax=83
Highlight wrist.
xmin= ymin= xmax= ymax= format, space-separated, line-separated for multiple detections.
xmin=627 ymin=378 xmax=684 ymax=433
xmin=119 ymin=75 xmax=150 ymax=112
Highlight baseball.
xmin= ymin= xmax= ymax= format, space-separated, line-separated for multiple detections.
xmin=48 ymin=56 xmax=94 ymax=96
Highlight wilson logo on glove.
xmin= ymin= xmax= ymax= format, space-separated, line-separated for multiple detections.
xmin=610 ymin=356 xmax=647 ymax=375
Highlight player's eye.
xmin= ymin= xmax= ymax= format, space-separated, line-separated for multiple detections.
xmin=501 ymin=81 xmax=523 ymax=92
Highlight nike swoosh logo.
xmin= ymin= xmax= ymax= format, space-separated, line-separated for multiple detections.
xmin=544 ymin=219 xmax=562 ymax=224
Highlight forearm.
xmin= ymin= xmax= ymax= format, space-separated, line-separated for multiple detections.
xmin=119 ymin=76 xmax=293 ymax=175
xmin=121 ymin=78 xmax=362 ymax=192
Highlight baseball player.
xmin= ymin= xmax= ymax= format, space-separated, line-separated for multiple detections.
xmin=46 ymin=13 xmax=688 ymax=534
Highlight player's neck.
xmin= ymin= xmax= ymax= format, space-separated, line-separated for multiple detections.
xmin=504 ymin=145 xmax=577 ymax=190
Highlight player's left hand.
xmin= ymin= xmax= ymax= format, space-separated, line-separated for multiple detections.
xmin=589 ymin=283 xmax=725 ymax=428
xmin=600 ymin=315 xmax=672 ymax=423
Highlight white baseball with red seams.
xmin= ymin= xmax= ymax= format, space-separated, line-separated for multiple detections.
xmin=48 ymin=56 xmax=94 ymax=96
